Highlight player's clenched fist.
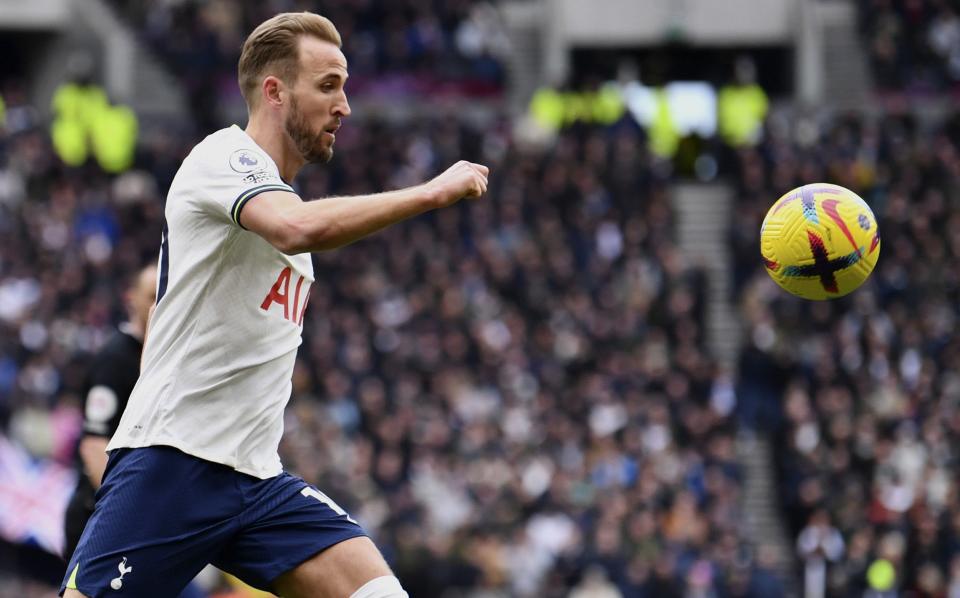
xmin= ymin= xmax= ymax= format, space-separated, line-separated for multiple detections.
xmin=425 ymin=160 xmax=490 ymax=208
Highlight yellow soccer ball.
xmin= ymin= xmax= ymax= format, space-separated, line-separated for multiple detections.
xmin=760 ymin=183 xmax=881 ymax=300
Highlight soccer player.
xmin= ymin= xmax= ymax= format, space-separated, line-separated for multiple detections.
xmin=61 ymin=11 xmax=488 ymax=598
xmin=63 ymin=264 xmax=156 ymax=563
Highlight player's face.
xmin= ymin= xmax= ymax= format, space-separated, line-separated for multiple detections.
xmin=285 ymin=37 xmax=350 ymax=164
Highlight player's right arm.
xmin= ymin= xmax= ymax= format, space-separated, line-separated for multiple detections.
xmin=239 ymin=161 xmax=488 ymax=254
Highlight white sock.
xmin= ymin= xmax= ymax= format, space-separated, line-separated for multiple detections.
xmin=349 ymin=575 xmax=409 ymax=598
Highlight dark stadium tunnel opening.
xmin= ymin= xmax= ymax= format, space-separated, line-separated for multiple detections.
xmin=0 ymin=32 xmax=56 ymax=85
xmin=570 ymin=45 xmax=794 ymax=95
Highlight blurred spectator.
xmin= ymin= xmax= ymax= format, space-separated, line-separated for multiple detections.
xmin=569 ymin=565 xmax=622 ymax=598
xmin=50 ymin=57 xmax=138 ymax=173
xmin=717 ymin=57 xmax=767 ymax=148
xmin=528 ymin=82 xmax=627 ymax=134
xmin=797 ymin=509 xmax=845 ymax=598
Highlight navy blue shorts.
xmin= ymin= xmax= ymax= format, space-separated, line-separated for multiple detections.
xmin=61 ymin=446 xmax=366 ymax=597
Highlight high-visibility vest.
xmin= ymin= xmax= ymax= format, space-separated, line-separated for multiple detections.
xmin=530 ymin=87 xmax=565 ymax=131
xmin=718 ymin=84 xmax=768 ymax=146
xmin=51 ymin=117 xmax=88 ymax=166
xmin=649 ymin=88 xmax=679 ymax=158
xmin=591 ymin=84 xmax=625 ymax=125
xmin=51 ymin=83 xmax=139 ymax=172
xmin=52 ymin=83 xmax=108 ymax=130
xmin=562 ymin=90 xmax=593 ymax=126
xmin=91 ymin=104 xmax=138 ymax=173
xmin=51 ymin=83 xmax=108 ymax=167
xmin=531 ymin=85 xmax=626 ymax=130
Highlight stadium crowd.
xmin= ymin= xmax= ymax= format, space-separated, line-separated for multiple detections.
xmin=111 ymin=0 xmax=509 ymax=130
xmin=733 ymin=110 xmax=960 ymax=597
xmin=858 ymin=0 xmax=960 ymax=92
xmin=21 ymin=5 xmax=960 ymax=592
xmin=0 ymin=66 xmax=780 ymax=596
xmin=1 ymin=2 xmax=957 ymax=596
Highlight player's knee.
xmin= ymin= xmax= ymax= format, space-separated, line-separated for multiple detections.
xmin=349 ymin=575 xmax=408 ymax=598
xmin=63 ymin=590 xmax=91 ymax=598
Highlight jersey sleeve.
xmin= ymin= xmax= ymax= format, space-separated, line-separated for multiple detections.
xmin=81 ymin=360 xmax=128 ymax=438
xmin=194 ymin=145 xmax=296 ymax=228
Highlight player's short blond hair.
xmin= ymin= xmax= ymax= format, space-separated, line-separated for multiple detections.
xmin=238 ymin=12 xmax=342 ymax=110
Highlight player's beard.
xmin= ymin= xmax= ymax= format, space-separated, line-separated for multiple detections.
xmin=285 ymin=96 xmax=332 ymax=164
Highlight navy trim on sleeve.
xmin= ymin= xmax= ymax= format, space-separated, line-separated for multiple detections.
xmin=230 ymin=184 xmax=296 ymax=229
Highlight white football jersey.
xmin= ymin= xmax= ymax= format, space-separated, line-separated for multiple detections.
xmin=107 ymin=125 xmax=314 ymax=479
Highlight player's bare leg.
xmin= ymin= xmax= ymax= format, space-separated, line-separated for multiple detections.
xmin=63 ymin=590 xmax=89 ymax=598
xmin=272 ymin=536 xmax=406 ymax=598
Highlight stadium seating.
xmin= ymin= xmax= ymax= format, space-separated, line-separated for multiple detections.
xmin=858 ymin=0 xmax=960 ymax=92
xmin=112 ymin=0 xmax=508 ymax=130
xmin=0 ymin=69 xmax=769 ymax=594
xmin=11 ymin=2 xmax=960 ymax=595
xmin=734 ymin=110 xmax=960 ymax=596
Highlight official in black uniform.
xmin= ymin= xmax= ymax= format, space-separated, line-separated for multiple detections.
xmin=63 ymin=264 xmax=156 ymax=562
